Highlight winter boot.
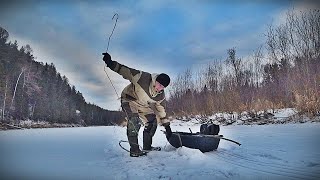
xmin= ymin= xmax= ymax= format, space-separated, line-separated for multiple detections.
xmin=143 ymin=146 xmax=161 ymax=152
xmin=128 ymin=136 xmax=147 ymax=157
xmin=143 ymin=118 xmax=158 ymax=151
xmin=143 ymin=131 xmax=155 ymax=151
xmin=130 ymin=149 xmax=148 ymax=157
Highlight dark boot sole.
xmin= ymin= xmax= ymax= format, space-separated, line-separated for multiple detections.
xmin=130 ymin=151 xmax=148 ymax=157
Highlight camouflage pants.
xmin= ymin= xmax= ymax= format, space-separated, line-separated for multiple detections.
xmin=121 ymin=100 xmax=158 ymax=151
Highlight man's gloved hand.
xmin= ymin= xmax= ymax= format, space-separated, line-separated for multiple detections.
xmin=162 ymin=122 xmax=172 ymax=139
xmin=102 ymin=52 xmax=111 ymax=64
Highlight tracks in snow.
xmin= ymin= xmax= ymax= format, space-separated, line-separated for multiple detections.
xmin=212 ymin=149 xmax=320 ymax=180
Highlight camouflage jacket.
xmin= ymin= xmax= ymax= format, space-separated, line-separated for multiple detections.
xmin=106 ymin=59 xmax=167 ymax=119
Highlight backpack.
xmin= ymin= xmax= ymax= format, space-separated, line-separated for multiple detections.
xmin=200 ymin=124 xmax=220 ymax=135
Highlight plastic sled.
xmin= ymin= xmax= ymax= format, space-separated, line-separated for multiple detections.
xmin=166 ymin=124 xmax=240 ymax=152
xmin=167 ymin=132 xmax=221 ymax=152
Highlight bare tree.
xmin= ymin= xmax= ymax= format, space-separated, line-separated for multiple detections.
xmin=10 ymin=67 xmax=26 ymax=110
xmin=276 ymin=24 xmax=290 ymax=61
xmin=252 ymin=45 xmax=264 ymax=88
xmin=226 ymin=48 xmax=243 ymax=87
xmin=266 ymin=24 xmax=280 ymax=63
xmin=2 ymin=78 xmax=8 ymax=120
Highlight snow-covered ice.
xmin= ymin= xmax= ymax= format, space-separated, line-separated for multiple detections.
xmin=0 ymin=121 xmax=319 ymax=180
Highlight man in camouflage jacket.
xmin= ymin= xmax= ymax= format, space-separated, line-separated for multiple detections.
xmin=103 ymin=52 xmax=172 ymax=157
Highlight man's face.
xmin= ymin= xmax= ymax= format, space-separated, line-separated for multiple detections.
xmin=155 ymin=81 xmax=165 ymax=92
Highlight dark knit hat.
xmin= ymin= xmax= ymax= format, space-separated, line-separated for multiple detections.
xmin=156 ymin=73 xmax=170 ymax=87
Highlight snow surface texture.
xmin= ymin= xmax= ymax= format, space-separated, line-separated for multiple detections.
xmin=1 ymin=121 xmax=319 ymax=180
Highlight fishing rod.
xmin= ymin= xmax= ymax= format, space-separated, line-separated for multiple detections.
xmin=102 ymin=13 xmax=144 ymax=153
xmin=103 ymin=13 xmax=120 ymax=99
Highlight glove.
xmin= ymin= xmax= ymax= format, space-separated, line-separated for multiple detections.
xmin=102 ymin=52 xmax=111 ymax=63
xmin=162 ymin=122 xmax=172 ymax=139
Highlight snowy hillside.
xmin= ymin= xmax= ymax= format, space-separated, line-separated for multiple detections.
xmin=175 ymin=108 xmax=320 ymax=126
xmin=2 ymin=108 xmax=319 ymax=131
xmin=1 ymin=120 xmax=319 ymax=180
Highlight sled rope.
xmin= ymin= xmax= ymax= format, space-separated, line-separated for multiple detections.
xmin=213 ymin=135 xmax=241 ymax=146
xmin=119 ymin=140 xmax=145 ymax=153
xmin=202 ymin=134 xmax=241 ymax=146
xmin=119 ymin=140 xmax=130 ymax=152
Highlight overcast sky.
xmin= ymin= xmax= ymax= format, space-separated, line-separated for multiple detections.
xmin=0 ymin=0 xmax=317 ymax=110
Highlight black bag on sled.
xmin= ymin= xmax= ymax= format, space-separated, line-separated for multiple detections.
xmin=200 ymin=124 xmax=220 ymax=135
xmin=166 ymin=124 xmax=221 ymax=152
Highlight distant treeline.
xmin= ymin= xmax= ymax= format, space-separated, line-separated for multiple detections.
xmin=167 ymin=8 xmax=320 ymax=117
xmin=0 ymin=27 xmax=124 ymax=126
